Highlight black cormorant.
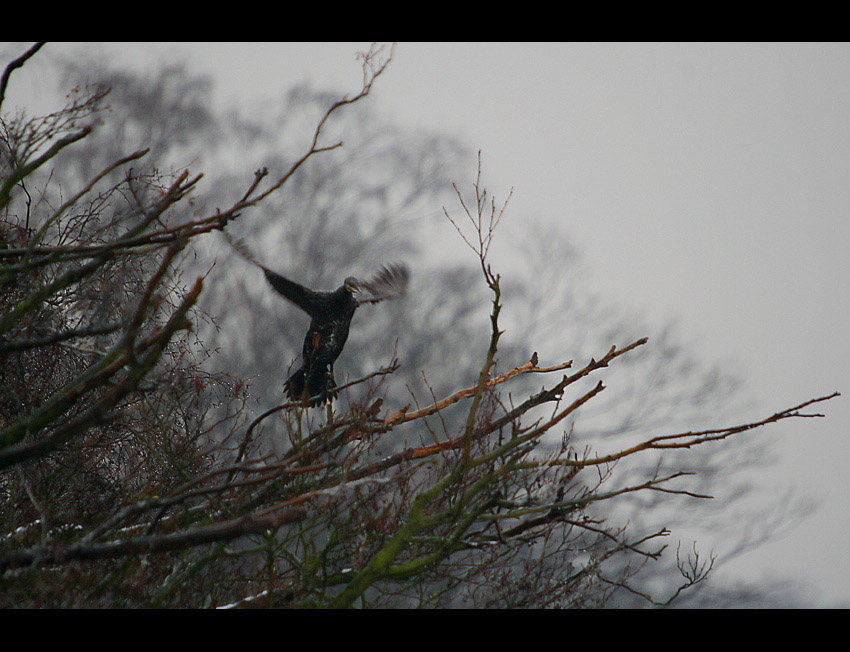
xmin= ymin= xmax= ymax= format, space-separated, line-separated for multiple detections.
xmin=223 ymin=232 xmax=408 ymax=406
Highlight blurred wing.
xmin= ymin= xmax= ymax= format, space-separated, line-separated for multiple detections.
xmin=222 ymin=231 xmax=324 ymax=316
xmin=359 ymin=263 xmax=410 ymax=305
xmin=222 ymin=231 xmax=264 ymax=270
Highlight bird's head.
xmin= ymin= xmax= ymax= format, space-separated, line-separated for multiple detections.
xmin=343 ymin=276 xmax=361 ymax=296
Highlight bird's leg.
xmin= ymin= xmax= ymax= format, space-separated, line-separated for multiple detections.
xmin=292 ymin=405 xmax=304 ymax=445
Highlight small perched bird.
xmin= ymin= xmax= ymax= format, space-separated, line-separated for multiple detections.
xmin=223 ymin=232 xmax=409 ymax=406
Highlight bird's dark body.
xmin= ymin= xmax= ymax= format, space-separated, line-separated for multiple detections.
xmin=223 ymin=230 xmax=408 ymax=407
xmin=263 ymin=269 xmax=359 ymax=406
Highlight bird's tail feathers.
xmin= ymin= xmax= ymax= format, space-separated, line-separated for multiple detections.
xmin=284 ymin=368 xmax=305 ymax=403
xmin=285 ymin=366 xmax=336 ymax=407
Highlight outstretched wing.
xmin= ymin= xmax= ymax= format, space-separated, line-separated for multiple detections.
xmin=262 ymin=269 xmax=327 ymax=317
xmin=222 ymin=231 xmax=325 ymax=316
xmin=358 ymin=263 xmax=410 ymax=305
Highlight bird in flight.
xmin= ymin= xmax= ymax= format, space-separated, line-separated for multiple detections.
xmin=223 ymin=232 xmax=409 ymax=406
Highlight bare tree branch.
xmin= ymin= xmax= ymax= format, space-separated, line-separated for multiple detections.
xmin=0 ymin=41 xmax=46 ymax=112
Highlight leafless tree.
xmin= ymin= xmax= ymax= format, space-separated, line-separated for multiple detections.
xmin=1 ymin=43 xmax=838 ymax=608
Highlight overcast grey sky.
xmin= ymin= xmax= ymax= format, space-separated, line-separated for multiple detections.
xmin=6 ymin=42 xmax=848 ymax=605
